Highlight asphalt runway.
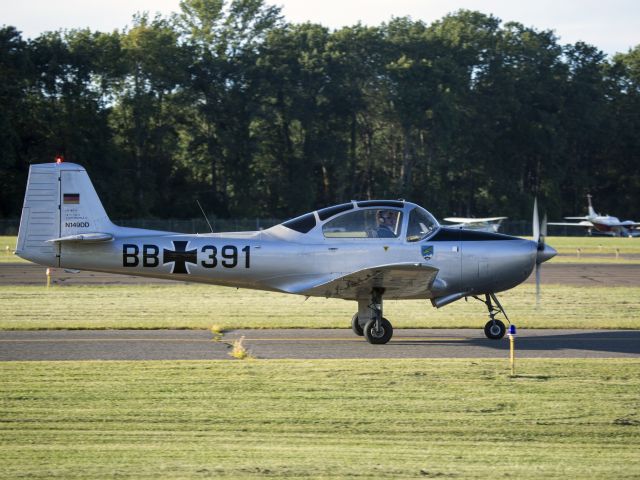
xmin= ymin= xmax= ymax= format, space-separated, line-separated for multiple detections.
xmin=1 ymin=329 xmax=638 ymax=360
xmin=2 ymin=262 xmax=640 ymax=286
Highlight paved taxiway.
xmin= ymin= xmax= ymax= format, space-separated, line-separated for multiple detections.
xmin=1 ymin=329 xmax=638 ymax=360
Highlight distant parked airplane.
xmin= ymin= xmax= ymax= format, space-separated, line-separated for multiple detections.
xmin=442 ymin=217 xmax=507 ymax=233
xmin=548 ymin=195 xmax=640 ymax=237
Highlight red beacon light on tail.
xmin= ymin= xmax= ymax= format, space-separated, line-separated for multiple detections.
xmin=55 ymin=155 xmax=64 ymax=164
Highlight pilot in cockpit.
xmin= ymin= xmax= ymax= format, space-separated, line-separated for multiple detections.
xmin=375 ymin=210 xmax=399 ymax=238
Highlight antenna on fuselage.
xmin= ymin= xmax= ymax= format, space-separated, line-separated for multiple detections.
xmin=196 ymin=199 xmax=214 ymax=233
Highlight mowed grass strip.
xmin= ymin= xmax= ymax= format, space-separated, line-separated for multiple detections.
xmin=1 ymin=359 xmax=639 ymax=479
xmin=1 ymin=283 xmax=640 ymax=330
xmin=549 ymin=256 xmax=640 ymax=264
xmin=518 ymin=236 xmax=640 ymax=263
xmin=0 ymin=236 xmax=26 ymax=264
xmin=547 ymin=236 xmax=640 ymax=264
xmin=543 ymin=236 xmax=640 ymax=255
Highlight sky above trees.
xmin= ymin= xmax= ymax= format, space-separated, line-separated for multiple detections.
xmin=1 ymin=0 xmax=638 ymax=56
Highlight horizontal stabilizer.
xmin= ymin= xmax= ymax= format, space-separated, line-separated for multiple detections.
xmin=47 ymin=233 xmax=114 ymax=243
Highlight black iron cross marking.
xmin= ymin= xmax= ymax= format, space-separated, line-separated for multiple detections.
xmin=163 ymin=241 xmax=197 ymax=274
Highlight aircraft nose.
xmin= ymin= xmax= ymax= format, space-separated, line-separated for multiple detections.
xmin=536 ymin=244 xmax=557 ymax=264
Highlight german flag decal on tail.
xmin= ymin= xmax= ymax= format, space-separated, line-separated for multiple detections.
xmin=63 ymin=193 xmax=80 ymax=204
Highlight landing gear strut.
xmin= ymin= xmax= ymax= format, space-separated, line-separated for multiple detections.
xmin=474 ymin=293 xmax=510 ymax=340
xmin=352 ymin=288 xmax=393 ymax=344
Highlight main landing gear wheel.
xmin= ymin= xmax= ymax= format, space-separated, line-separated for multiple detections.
xmin=364 ymin=318 xmax=393 ymax=345
xmin=351 ymin=313 xmax=364 ymax=336
xmin=484 ymin=319 xmax=506 ymax=340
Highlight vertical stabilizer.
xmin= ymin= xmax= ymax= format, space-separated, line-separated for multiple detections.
xmin=587 ymin=194 xmax=596 ymax=217
xmin=16 ymin=162 xmax=113 ymax=266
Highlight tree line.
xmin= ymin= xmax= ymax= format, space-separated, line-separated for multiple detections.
xmin=1 ymin=0 xmax=639 ymax=222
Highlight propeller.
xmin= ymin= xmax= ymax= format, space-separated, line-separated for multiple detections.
xmin=533 ymin=198 xmax=556 ymax=307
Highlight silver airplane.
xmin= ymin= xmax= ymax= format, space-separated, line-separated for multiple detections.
xmin=549 ymin=194 xmax=640 ymax=237
xmin=442 ymin=216 xmax=507 ymax=233
xmin=15 ymin=161 xmax=556 ymax=344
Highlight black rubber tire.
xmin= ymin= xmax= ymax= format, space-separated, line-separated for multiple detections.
xmin=363 ymin=318 xmax=393 ymax=344
xmin=484 ymin=319 xmax=506 ymax=340
xmin=351 ymin=313 xmax=364 ymax=336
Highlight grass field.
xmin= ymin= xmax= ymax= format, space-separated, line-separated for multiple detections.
xmin=1 ymin=283 xmax=639 ymax=330
xmin=545 ymin=236 xmax=640 ymax=254
xmin=548 ymin=256 xmax=640 ymax=264
xmin=508 ymin=236 xmax=640 ymax=263
xmin=0 ymin=236 xmax=23 ymax=263
xmin=1 ymin=359 xmax=639 ymax=479
xmin=546 ymin=236 xmax=640 ymax=263
xmin=3 ymin=235 xmax=640 ymax=264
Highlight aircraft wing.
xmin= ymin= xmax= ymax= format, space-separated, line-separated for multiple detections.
xmin=547 ymin=221 xmax=594 ymax=227
xmin=283 ymin=262 xmax=439 ymax=300
xmin=443 ymin=217 xmax=507 ymax=223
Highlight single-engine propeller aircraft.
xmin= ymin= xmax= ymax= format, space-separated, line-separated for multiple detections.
xmin=442 ymin=216 xmax=507 ymax=233
xmin=16 ymin=161 xmax=556 ymax=344
xmin=548 ymin=194 xmax=640 ymax=237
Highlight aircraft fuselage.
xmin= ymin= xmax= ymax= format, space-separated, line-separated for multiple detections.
xmin=47 ymin=228 xmax=539 ymax=300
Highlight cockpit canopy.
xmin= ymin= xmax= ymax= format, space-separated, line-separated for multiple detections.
xmin=279 ymin=200 xmax=438 ymax=242
xmin=323 ymin=209 xmax=402 ymax=238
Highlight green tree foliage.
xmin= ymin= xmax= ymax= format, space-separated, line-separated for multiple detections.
xmin=111 ymin=14 xmax=191 ymax=216
xmin=0 ymin=4 xmax=638 ymax=221
xmin=0 ymin=26 xmax=30 ymax=217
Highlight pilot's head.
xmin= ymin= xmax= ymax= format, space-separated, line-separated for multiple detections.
xmin=377 ymin=210 xmax=397 ymax=228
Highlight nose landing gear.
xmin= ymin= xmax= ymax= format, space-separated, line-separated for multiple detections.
xmin=474 ymin=293 xmax=510 ymax=340
xmin=485 ymin=318 xmax=506 ymax=340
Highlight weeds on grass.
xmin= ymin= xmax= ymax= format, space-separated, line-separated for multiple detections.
xmin=229 ymin=336 xmax=251 ymax=359
xmin=210 ymin=324 xmax=224 ymax=341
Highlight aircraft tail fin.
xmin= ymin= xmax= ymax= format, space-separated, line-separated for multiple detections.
xmin=587 ymin=194 xmax=597 ymax=217
xmin=16 ymin=162 xmax=114 ymax=266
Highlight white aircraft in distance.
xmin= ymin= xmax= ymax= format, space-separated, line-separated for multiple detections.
xmin=442 ymin=216 xmax=507 ymax=233
xmin=548 ymin=194 xmax=640 ymax=237
xmin=15 ymin=161 xmax=556 ymax=344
